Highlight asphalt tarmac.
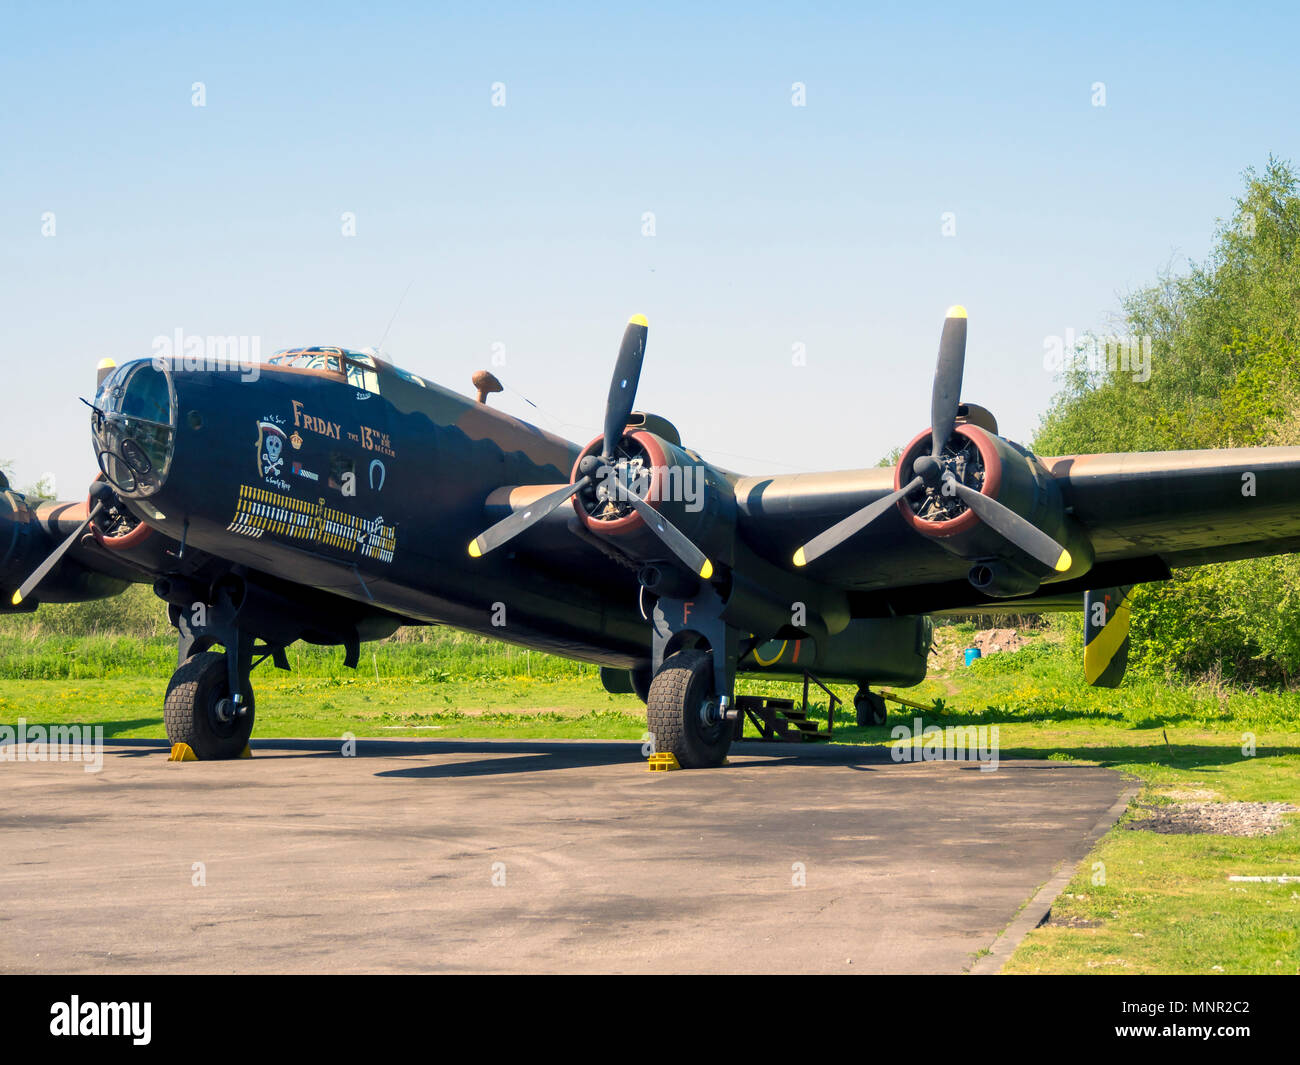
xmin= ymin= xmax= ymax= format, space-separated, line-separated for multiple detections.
xmin=0 ymin=738 xmax=1129 ymax=973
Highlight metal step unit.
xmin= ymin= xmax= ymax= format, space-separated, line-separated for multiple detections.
xmin=733 ymin=671 xmax=842 ymax=742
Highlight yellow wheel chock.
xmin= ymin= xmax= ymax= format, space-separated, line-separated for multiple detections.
xmin=166 ymin=743 xmax=252 ymax=761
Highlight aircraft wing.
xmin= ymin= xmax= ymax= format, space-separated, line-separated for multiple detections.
xmin=732 ymin=446 xmax=1300 ymax=617
xmin=1044 ymin=446 xmax=1300 ymax=568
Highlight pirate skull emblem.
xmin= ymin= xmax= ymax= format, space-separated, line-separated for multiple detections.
xmin=262 ymin=432 xmax=284 ymax=477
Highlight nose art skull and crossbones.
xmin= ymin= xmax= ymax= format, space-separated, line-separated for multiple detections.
xmin=262 ymin=433 xmax=284 ymax=477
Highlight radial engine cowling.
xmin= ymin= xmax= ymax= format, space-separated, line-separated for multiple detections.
xmin=895 ymin=424 xmax=1091 ymax=588
xmin=571 ymin=430 xmax=737 ymax=571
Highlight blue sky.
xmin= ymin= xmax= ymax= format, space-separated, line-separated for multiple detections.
xmin=3 ymin=1 xmax=1297 ymax=495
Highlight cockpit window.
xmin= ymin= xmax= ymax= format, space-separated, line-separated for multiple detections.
xmin=345 ymin=353 xmax=380 ymax=394
xmin=267 ymin=347 xmax=345 ymax=374
xmin=267 ymin=347 xmax=381 ymax=394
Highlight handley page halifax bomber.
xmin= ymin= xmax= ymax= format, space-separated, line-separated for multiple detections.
xmin=5 ymin=308 xmax=1299 ymax=766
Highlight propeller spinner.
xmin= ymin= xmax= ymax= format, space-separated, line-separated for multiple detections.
xmin=792 ymin=306 xmax=1072 ymax=574
xmin=467 ymin=315 xmax=713 ymax=579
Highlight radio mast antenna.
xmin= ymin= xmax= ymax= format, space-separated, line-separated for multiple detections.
xmin=375 ymin=279 xmax=415 ymax=355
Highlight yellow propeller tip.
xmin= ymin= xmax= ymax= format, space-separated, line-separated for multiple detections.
xmin=698 ymin=559 xmax=713 ymax=580
xmin=946 ymin=304 xmax=967 ymax=319
xmin=792 ymin=547 xmax=807 ymax=568
xmin=1055 ymin=549 xmax=1072 ymax=573
xmin=627 ymin=313 xmax=649 ymax=327
xmin=10 ymin=591 xmax=21 ymax=605
xmin=96 ymin=357 xmax=116 ymax=371
xmin=467 ymin=540 xmax=482 ymax=558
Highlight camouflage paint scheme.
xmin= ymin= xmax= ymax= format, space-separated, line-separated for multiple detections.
xmin=4 ymin=348 xmax=1300 ymax=693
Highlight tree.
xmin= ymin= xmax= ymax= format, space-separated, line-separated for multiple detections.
xmin=1034 ymin=157 xmax=1300 ymax=684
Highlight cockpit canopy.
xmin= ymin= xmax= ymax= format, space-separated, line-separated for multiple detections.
xmin=267 ymin=347 xmax=380 ymax=393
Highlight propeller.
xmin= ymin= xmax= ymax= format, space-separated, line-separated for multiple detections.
xmin=792 ymin=306 xmax=1072 ymax=573
xmin=792 ymin=476 xmax=923 ymax=569
xmin=468 ymin=315 xmax=714 ymax=579
xmin=10 ymin=481 xmax=115 ymax=606
xmin=941 ymin=473 xmax=1070 ymax=572
xmin=611 ymin=479 xmax=713 ymax=580
xmin=930 ymin=310 xmax=967 ymax=459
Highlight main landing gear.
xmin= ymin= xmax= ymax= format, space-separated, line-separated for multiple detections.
xmin=160 ymin=578 xmax=291 ymax=760
xmin=644 ymin=584 xmax=739 ymax=768
xmin=646 ymin=649 xmax=733 ymax=768
xmin=164 ymin=651 xmax=255 ymax=760
xmin=854 ymin=686 xmax=888 ymax=727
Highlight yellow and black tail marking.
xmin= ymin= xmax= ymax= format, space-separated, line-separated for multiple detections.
xmin=1083 ymin=585 xmax=1133 ymax=688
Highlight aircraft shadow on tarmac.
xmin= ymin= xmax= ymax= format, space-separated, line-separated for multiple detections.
xmin=365 ymin=741 xmax=906 ymax=779
xmin=1 ymin=721 xmax=163 ymax=758
xmin=79 ymin=736 xmax=1294 ymax=779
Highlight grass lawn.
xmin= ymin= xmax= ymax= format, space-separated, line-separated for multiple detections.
xmin=0 ymin=674 xmax=647 ymax=741
xmin=1 ymin=616 xmax=1297 ymax=973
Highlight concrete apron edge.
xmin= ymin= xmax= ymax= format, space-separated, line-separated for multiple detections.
xmin=968 ymin=778 xmax=1142 ymax=975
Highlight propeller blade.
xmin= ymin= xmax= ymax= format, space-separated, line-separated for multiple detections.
xmin=602 ymin=314 xmax=649 ymax=460
xmin=930 ymin=305 xmax=968 ymax=458
xmin=944 ymin=475 xmax=1072 ymax=573
xmin=792 ymin=476 xmax=924 ymax=568
xmin=467 ymin=478 xmax=590 ymax=559
xmin=11 ymin=500 xmax=105 ymax=606
xmin=613 ymin=482 xmax=714 ymax=580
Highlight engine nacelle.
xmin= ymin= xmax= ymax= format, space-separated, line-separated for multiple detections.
xmin=895 ymin=425 xmax=1092 ymax=582
xmin=0 ymin=484 xmax=132 ymax=607
xmin=0 ymin=485 xmax=48 ymax=608
xmin=572 ymin=430 xmax=851 ymax=641
xmin=571 ymin=430 xmax=738 ymax=571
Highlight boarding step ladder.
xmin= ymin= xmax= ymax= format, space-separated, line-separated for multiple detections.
xmin=732 ymin=670 xmax=842 ymax=743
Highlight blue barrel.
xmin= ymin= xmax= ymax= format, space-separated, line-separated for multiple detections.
xmin=964 ymin=647 xmax=982 ymax=667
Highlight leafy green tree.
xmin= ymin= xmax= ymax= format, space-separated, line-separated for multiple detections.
xmin=1034 ymin=157 xmax=1300 ymax=684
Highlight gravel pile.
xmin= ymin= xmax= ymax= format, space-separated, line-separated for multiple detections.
xmin=1127 ymin=801 xmax=1298 ymax=837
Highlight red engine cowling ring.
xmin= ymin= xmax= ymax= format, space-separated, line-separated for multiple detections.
xmin=569 ymin=430 xmax=670 ymax=539
xmin=85 ymin=475 xmax=153 ymax=551
xmin=894 ymin=424 xmax=1003 ymax=539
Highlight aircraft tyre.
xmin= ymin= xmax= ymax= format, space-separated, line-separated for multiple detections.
xmin=646 ymin=649 xmax=732 ymax=768
xmin=164 ymin=651 xmax=255 ymax=759
xmin=631 ymin=665 xmax=652 ymax=703
xmin=854 ymin=688 xmax=888 ymax=727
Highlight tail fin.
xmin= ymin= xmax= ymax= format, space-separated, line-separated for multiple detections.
xmin=1083 ymin=586 xmax=1133 ymax=687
